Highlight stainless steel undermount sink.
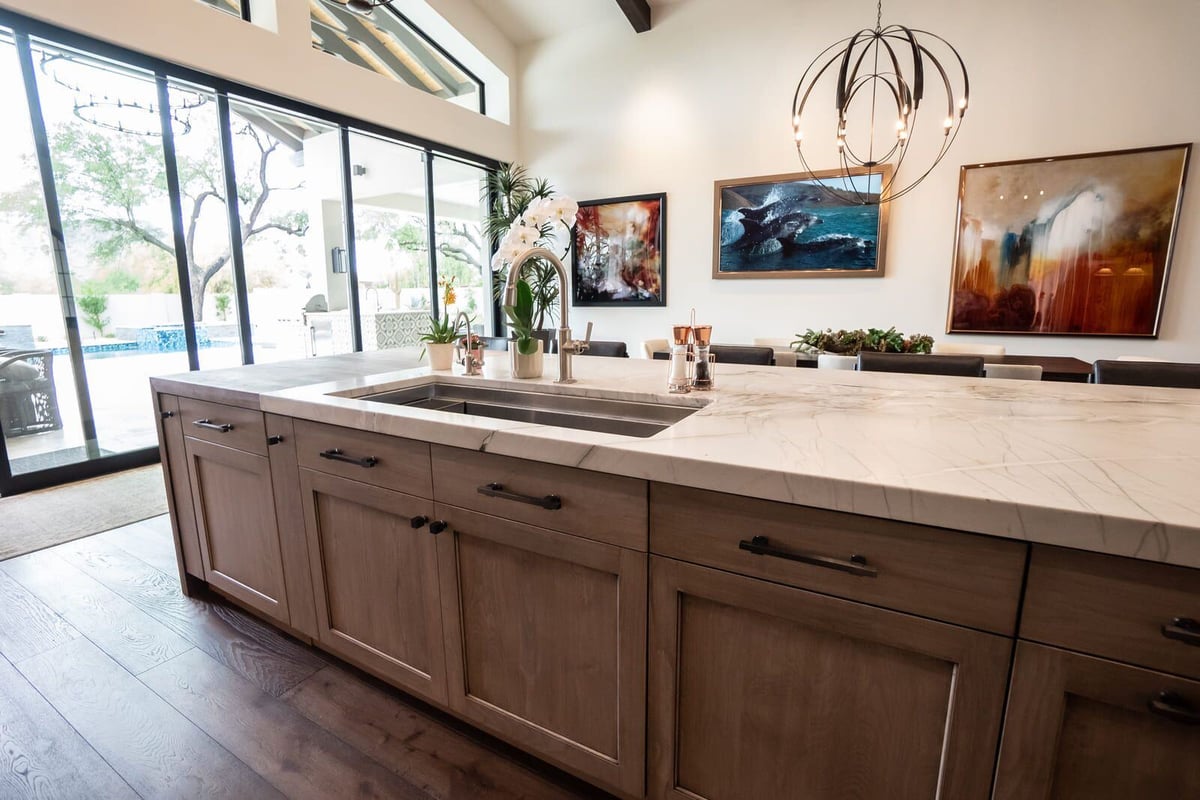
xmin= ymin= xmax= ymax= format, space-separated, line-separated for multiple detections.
xmin=358 ymin=382 xmax=700 ymax=438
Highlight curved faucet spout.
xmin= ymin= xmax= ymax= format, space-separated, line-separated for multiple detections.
xmin=501 ymin=247 xmax=589 ymax=383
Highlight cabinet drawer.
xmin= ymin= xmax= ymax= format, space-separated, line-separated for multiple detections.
xmin=650 ymin=483 xmax=1027 ymax=634
xmin=431 ymin=445 xmax=647 ymax=550
xmin=294 ymin=419 xmax=432 ymax=498
xmin=179 ymin=396 xmax=267 ymax=455
xmin=1022 ymin=546 xmax=1200 ymax=680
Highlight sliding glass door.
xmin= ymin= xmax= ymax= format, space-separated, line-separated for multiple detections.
xmin=0 ymin=10 xmax=498 ymax=495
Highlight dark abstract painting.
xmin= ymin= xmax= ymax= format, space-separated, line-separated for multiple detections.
xmin=949 ymin=145 xmax=1190 ymax=336
xmin=572 ymin=193 xmax=665 ymax=306
xmin=713 ymin=168 xmax=890 ymax=279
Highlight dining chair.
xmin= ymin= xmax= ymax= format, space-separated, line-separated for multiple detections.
xmin=753 ymin=337 xmax=798 ymax=367
xmin=581 ymin=340 xmax=629 ymax=358
xmin=931 ymin=341 xmax=1007 ymax=356
xmin=710 ymin=344 xmax=775 ymax=366
xmin=1092 ymin=360 xmax=1200 ymax=388
xmin=984 ymin=363 xmax=1043 ymax=381
xmin=642 ymin=338 xmax=669 ymax=359
xmin=857 ymin=352 xmax=985 ymax=377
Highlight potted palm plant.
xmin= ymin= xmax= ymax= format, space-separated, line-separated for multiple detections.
xmin=503 ymin=279 xmax=543 ymax=379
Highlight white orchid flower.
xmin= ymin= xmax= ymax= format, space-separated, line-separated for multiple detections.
xmin=521 ymin=197 xmax=554 ymax=227
xmin=509 ymin=222 xmax=542 ymax=248
xmin=548 ymin=196 xmax=579 ymax=226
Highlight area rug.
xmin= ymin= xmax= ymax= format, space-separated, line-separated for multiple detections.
xmin=0 ymin=465 xmax=169 ymax=561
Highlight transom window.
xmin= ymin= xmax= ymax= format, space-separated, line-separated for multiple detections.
xmin=310 ymin=0 xmax=483 ymax=113
xmin=196 ymin=0 xmax=248 ymax=20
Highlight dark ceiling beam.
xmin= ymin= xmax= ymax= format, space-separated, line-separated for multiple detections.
xmin=614 ymin=0 xmax=652 ymax=33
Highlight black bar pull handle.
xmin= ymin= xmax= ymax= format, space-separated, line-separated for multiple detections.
xmin=478 ymin=482 xmax=562 ymax=511
xmin=319 ymin=448 xmax=378 ymax=468
xmin=1162 ymin=617 xmax=1200 ymax=647
xmin=1148 ymin=691 xmax=1200 ymax=725
xmin=161 ymin=410 xmax=176 ymax=420
xmin=193 ymin=418 xmax=233 ymax=432
xmin=738 ymin=535 xmax=878 ymax=578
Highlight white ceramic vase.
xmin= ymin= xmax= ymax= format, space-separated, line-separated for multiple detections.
xmin=510 ymin=339 xmax=544 ymax=379
xmin=817 ymin=353 xmax=858 ymax=371
xmin=426 ymin=342 xmax=455 ymax=370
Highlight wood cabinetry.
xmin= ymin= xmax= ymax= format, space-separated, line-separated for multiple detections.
xmin=648 ymin=556 xmax=1010 ymax=800
xmin=154 ymin=393 xmax=203 ymax=583
xmin=183 ymin=435 xmax=289 ymax=623
xmin=994 ymin=642 xmax=1200 ymax=799
xmin=436 ymin=504 xmax=647 ymax=798
xmin=298 ymin=468 xmax=446 ymax=703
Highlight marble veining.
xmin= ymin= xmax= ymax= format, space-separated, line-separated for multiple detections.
xmin=154 ymin=350 xmax=1200 ymax=568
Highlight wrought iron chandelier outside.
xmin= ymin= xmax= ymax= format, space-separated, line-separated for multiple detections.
xmin=790 ymin=0 xmax=970 ymax=204
xmin=344 ymin=0 xmax=395 ymax=15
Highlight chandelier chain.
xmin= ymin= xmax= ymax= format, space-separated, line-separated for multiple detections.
xmin=875 ymin=0 xmax=882 ymax=32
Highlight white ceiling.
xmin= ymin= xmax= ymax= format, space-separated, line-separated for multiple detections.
xmin=469 ymin=0 xmax=679 ymax=45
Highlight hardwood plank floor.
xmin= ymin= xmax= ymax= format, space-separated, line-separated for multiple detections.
xmin=0 ymin=653 xmax=138 ymax=799
xmin=1 ymin=549 xmax=193 ymax=675
xmin=142 ymin=648 xmax=429 ymax=800
xmin=0 ymin=569 xmax=78 ymax=663
xmin=55 ymin=534 xmax=327 ymax=697
xmin=16 ymin=636 xmax=284 ymax=799
xmin=0 ymin=515 xmax=602 ymax=800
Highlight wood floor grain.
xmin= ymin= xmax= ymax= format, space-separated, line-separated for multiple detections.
xmin=15 ymin=637 xmax=283 ymax=799
xmin=55 ymin=535 xmax=326 ymax=696
xmin=284 ymin=664 xmax=590 ymax=800
xmin=0 ymin=653 xmax=138 ymax=800
xmin=90 ymin=515 xmax=181 ymax=577
xmin=142 ymin=648 xmax=429 ymax=800
xmin=0 ymin=569 xmax=79 ymax=663
xmin=1 ymin=549 xmax=193 ymax=675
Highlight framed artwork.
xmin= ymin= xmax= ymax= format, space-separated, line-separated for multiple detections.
xmin=712 ymin=166 xmax=891 ymax=279
xmin=948 ymin=143 xmax=1191 ymax=337
xmin=571 ymin=193 xmax=666 ymax=306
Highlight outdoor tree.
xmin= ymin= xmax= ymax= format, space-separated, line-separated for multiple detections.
xmin=0 ymin=117 xmax=308 ymax=320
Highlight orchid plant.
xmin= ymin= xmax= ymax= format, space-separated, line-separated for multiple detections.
xmin=486 ymin=164 xmax=578 ymax=331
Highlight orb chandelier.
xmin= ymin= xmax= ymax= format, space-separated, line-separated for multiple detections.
xmin=790 ymin=0 xmax=970 ymax=204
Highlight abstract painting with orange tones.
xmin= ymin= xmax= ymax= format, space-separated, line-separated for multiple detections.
xmin=949 ymin=145 xmax=1190 ymax=337
xmin=572 ymin=193 xmax=666 ymax=307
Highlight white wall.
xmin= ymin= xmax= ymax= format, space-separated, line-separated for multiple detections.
xmin=518 ymin=0 xmax=1200 ymax=361
xmin=0 ymin=0 xmax=517 ymax=161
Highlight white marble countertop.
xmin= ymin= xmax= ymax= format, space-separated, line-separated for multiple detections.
xmin=155 ymin=351 xmax=1200 ymax=569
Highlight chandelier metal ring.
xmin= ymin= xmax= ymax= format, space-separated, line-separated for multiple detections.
xmin=790 ymin=1 xmax=970 ymax=204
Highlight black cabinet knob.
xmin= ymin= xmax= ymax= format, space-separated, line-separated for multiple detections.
xmin=428 ymin=520 xmax=448 ymax=535
xmin=410 ymin=515 xmax=429 ymax=529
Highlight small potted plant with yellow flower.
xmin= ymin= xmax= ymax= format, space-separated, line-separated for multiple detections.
xmin=419 ymin=277 xmax=464 ymax=370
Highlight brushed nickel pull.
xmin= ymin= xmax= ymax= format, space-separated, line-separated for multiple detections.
xmin=477 ymin=482 xmax=562 ymax=511
xmin=193 ymin=419 xmax=233 ymax=432
xmin=1148 ymin=691 xmax=1200 ymax=725
xmin=319 ymin=448 xmax=378 ymax=468
xmin=1162 ymin=617 xmax=1200 ymax=647
xmin=738 ymin=535 xmax=878 ymax=578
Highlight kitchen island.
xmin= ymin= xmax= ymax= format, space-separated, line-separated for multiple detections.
xmin=151 ymin=351 xmax=1200 ymax=799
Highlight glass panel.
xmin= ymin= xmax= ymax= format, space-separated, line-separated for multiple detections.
xmin=167 ymin=80 xmax=242 ymax=369
xmin=431 ymin=157 xmax=490 ymax=336
xmin=196 ymin=0 xmax=245 ymax=19
xmin=229 ymin=98 xmax=351 ymax=362
xmin=311 ymin=0 xmax=482 ymax=113
xmin=0 ymin=31 xmax=86 ymax=475
xmin=23 ymin=39 xmax=189 ymax=467
xmin=347 ymin=130 xmax=430 ymax=352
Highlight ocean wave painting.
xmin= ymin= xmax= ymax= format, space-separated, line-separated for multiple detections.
xmin=713 ymin=167 xmax=890 ymax=279
xmin=950 ymin=145 xmax=1190 ymax=337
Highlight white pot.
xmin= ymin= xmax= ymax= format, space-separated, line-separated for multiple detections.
xmin=426 ymin=342 xmax=455 ymax=370
xmin=510 ymin=339 xmax=544 ymax=379
xmin=817 ymin=353 xmax=858 ymax=371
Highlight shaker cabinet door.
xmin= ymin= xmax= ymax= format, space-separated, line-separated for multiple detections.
xmin=648 ymin=556 xmax=1010 ymax=800
xmin=436 ymin=505 xmax=647 ymax=798
xmin=300 ymin=468 xmax=446 ymax=704
xmin=994 ymin=642 xmax=1200 ymax=800
xmin=184 ymin=436 xmax=289 ymax=623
